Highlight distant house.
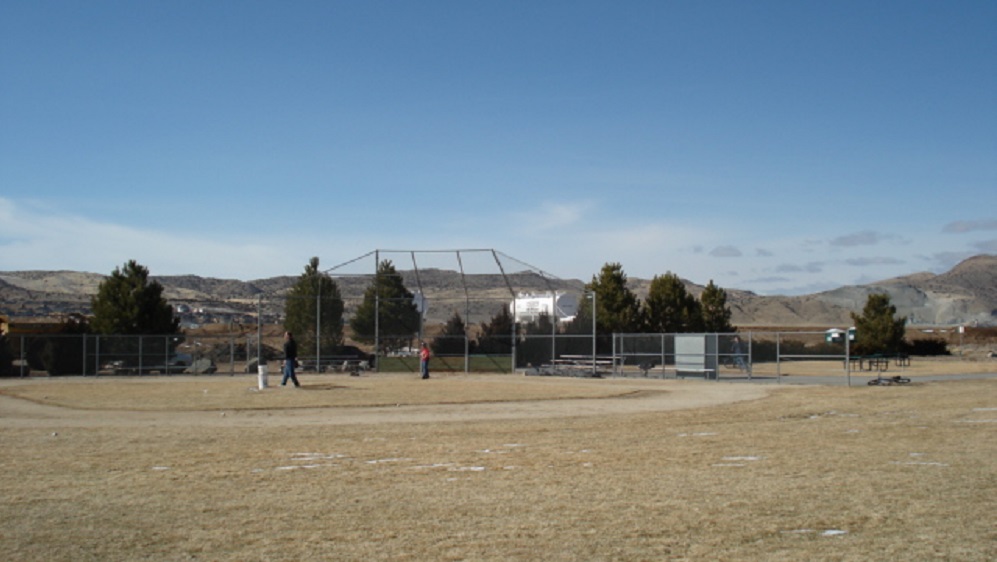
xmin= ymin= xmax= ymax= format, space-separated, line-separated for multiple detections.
xmin=510 ymin=291 xmax=579 ymax=323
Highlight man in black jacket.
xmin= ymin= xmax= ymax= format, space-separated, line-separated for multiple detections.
xmin=281 ymin=331 xmax=300 ymax=387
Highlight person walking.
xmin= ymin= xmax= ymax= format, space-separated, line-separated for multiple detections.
xmin=731 ymin=335 xmax=750 ymax=374
xmin=281 ymin=331 xmax=300 ymax=387
xmin=419 ymin=342 xmax=431 ymax=379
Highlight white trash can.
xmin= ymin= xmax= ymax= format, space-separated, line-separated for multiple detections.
xmin=257 ymin=364 xmax=269 ymax=389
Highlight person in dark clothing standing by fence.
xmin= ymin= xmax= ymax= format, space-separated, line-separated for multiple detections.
xmin=281 ymin=331 xmax=300 ymax=387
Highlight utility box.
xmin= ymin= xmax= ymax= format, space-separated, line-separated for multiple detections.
xmin=675 ymin=334 xmax=718 ymax=379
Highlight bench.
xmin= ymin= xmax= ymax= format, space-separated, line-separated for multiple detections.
xmin=672 ymin=367 xmax=717 ymax=380
xmin=634 ymin=363 xmax=715 ymax=380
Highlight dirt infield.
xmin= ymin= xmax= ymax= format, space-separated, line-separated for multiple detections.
xmin=1 ymin=372 xmax=994 ymax=561
xmin=0 ymin=374 xmax=769 ymax=428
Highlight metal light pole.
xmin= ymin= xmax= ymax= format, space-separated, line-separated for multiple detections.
xmin=316 ymin=273 xmax=321 ymax=372
xmin=256 ymin=294 xmax=262 ymax=369
xmin=845 ymin=327 xmax=851 ymax=387
xmin=589 ymin=292 xmax=597 ymax=377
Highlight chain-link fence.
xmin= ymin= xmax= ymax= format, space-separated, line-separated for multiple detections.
xmin=611 ymin=331 xmax=863 ymax=381
xmin=2 ymin=332 xmax=285 ymax=377
xmin=2 ymin=327 xmax=871 ymax=380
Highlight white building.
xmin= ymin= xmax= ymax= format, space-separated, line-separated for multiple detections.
xmin=510 ymin=291 xmax=579 ymax=323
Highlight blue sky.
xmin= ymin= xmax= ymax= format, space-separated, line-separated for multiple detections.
xmin=2 ymin=1 xmax=995 ymax=295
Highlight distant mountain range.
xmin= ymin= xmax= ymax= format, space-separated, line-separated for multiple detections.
xmin=2 ymin=255 xmax=995 ymax=327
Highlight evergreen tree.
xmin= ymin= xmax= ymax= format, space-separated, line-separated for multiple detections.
xmin=283 ymin=257 xmax=345 ymax=359
xmin=350 ymin=260 xmax=421 ymax=352
xmin=478 ymin=306 xmax=515 ymax=355
xmin=90 ymin=260 xmax=179 ymax=335
xmin=433 ymin=311 xmax=473 ymax=355
xmin=518 ymin=312 xmax=555 ymax=367
xmin=587 ymin=263 xmax=641 ymax=335
xmin=700 ymin=280 xmax=734 ymax=333
xmin=643 ymin=272 xmax=704 ymax=333
xmin=851 ymin=293 xmax=907 ymax=354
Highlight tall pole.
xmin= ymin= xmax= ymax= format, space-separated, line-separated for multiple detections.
xmin=845 ymin=328 xmax=851 ymax=387
xmin=374 ymin=250 xmax=380 ymax=372
xmin=257 ymin=294 xmax=262 ymax=369
xmin=591 ymin=292 xmax=597 ymax=377
xmin=315 ymin=273 xmax=321 ymax=372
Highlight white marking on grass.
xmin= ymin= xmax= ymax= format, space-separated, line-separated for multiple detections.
xmin=366 ymin=458 xmax=412 ymax=465
xmin=956 ymin=419 xmax=997 ymax=423
xmin=678 ymin=432 xmax=718 ymax=437
xmin=292 ymin=453 xmax=347 ymax=461
xmin=722 ymin=456 xmax=763 ymax=461
xmin=151 ymin=466 xmax=170 ymax=471
xmin=781 ymin=528 xmax=849 ymax=537
xmin=972 ymin=407 xmax=997 ymax=411
xmin=411 ymin=463 xmax=455 ymax=470
xmin=449 ymin=466 xmax=486 ymax=472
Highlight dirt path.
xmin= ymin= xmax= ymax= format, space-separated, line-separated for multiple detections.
xmin=0 ymin=378 xmax=769 ymax=429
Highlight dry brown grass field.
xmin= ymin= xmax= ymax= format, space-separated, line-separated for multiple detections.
xmin=1 ymin=368 xmax=994 ymax=561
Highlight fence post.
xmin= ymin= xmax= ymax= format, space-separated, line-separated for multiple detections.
xmin=256 ymin=295 xmax=263 ymax=371
xmin=511 ymin=321 xmax=518 ymax=374
xmin=845 ymin=329 xmax=851 ymax=387
xmin=747 ymin=331 xmax=753 ymax=381
xmin=776 ymin=332 xmax=782 ymax=382
xmin=18 ymin=335 xmax=25 ymax=378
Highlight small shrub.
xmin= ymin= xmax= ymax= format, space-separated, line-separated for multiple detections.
xmin=907 ymin=338 xmax=950 ymax=356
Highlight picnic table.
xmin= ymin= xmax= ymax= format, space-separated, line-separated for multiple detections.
xmin=847 ymin=353 xmax=911 ymax=372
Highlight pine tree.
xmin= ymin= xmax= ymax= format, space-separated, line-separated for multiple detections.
xmin=700 ymin=280 xmax=734 ymax=333
xmin=587 ymin=263 xmax=642 ymax=335
xmin=477 ymin=306 xmax=515 ymax=354
xmin=643 ymin=272 xmax=704 ymax=333
xmin=433 ymin=311 xmax=473 ymax=355
xmin=851 ymin=293 xmax=907 ymax=354
xmin=283 ymin=257 xmax=345 ymax=359
xmin=350 ymin=260 xmax=421 ymax=352
xmin=90 ymin=260 xmax=179 ymax=335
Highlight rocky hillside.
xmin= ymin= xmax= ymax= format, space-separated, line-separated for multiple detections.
xmin=2 ymin=255 xmax=995 ymax=327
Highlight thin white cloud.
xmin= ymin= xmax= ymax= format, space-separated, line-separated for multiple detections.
xmin=845 ymin=257 xmax=905 ymax=267
xmin=830 ymin=230 xmax=888 ymax=247
xmin=0 ymin=198 xmax=297 ymax=279
xmin=776 ymin=262 xmax=825 ymax=274
xmin=512 ymin=200 xmax=593 ymax=233
xmin=942 ymin=219 xmax=997 ymax=233
xmin=972 ymin=239 xmax=997 ymax=253
xmin=709 ymin=245 xmax=743 ymax=258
